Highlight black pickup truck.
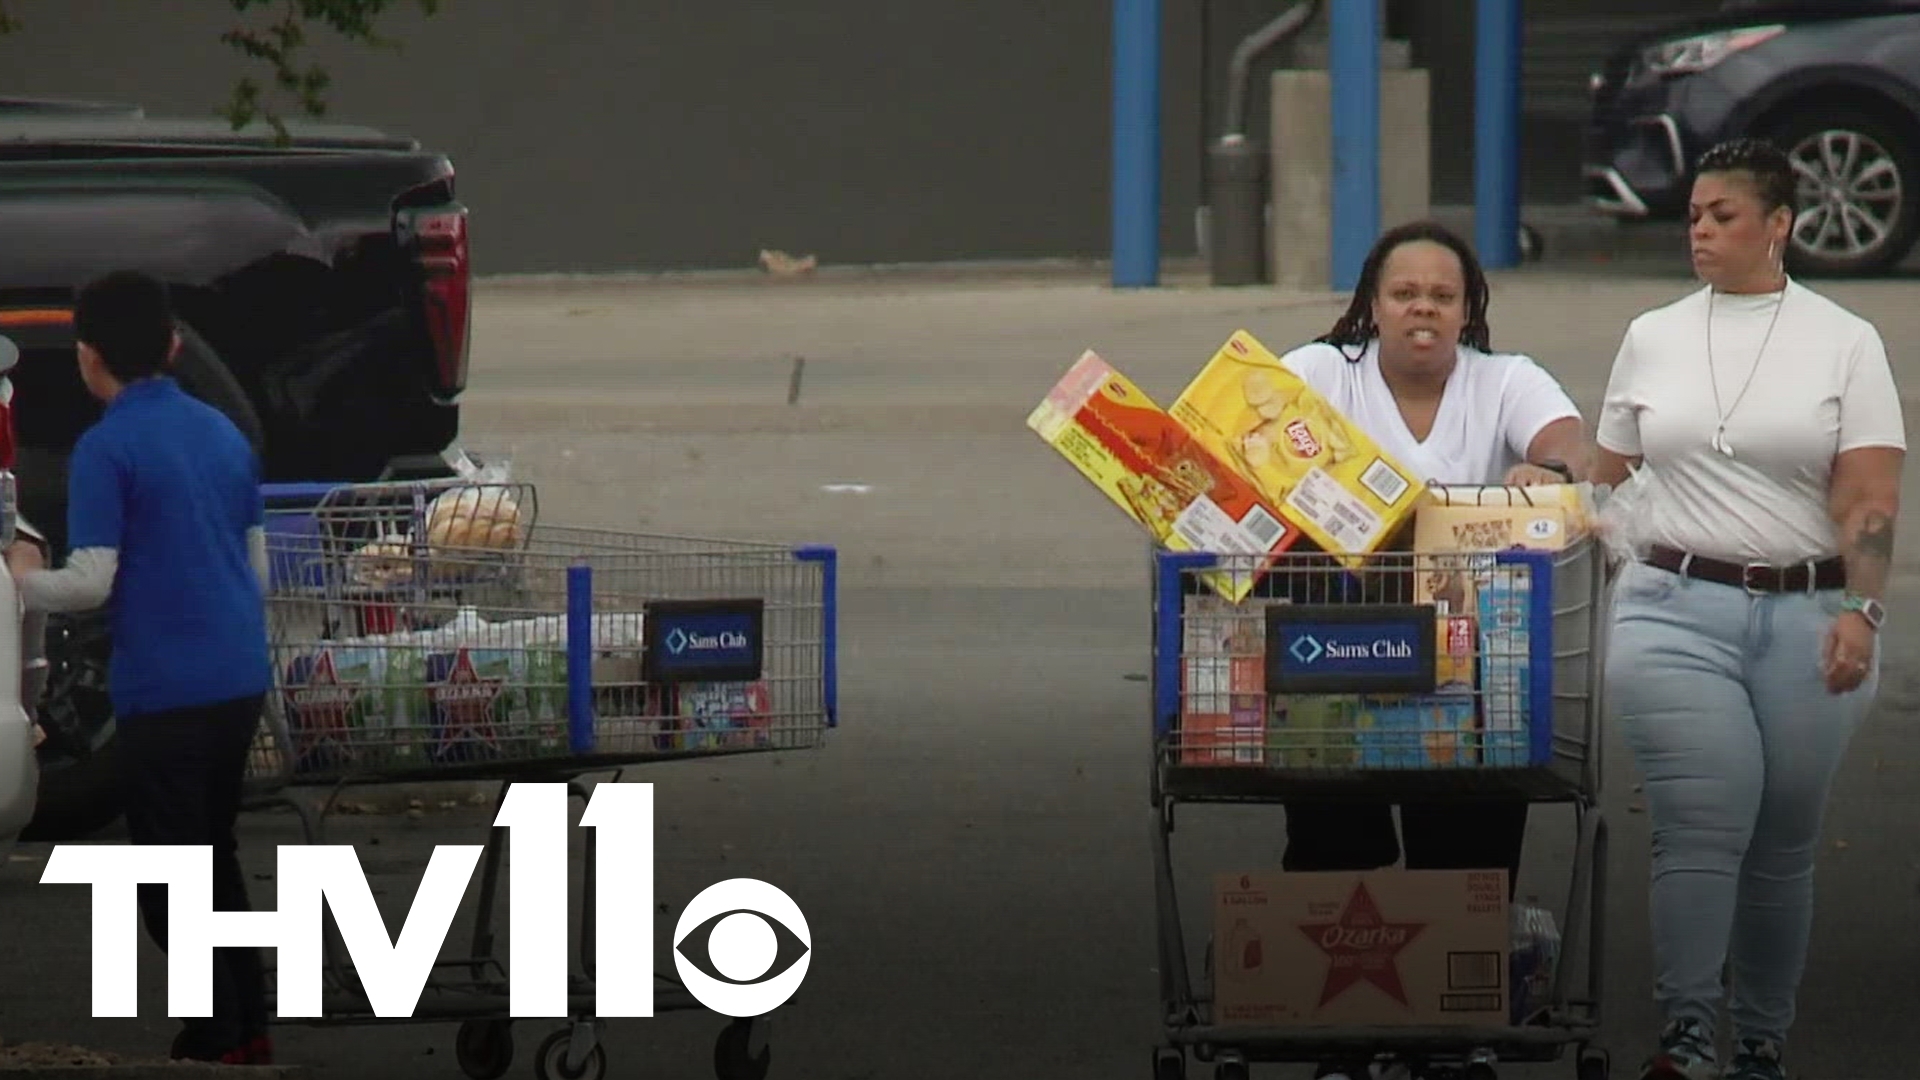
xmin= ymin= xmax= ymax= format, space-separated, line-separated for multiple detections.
xmin=0 ymin=97 xmax=473 ymax=841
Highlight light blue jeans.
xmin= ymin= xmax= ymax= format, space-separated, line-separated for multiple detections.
xmin=1604 ymin=559 xmax=1877 ymax=1048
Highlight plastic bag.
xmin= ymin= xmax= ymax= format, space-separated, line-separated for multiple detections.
xmin=427 ymin=448 xmax=527 ymax=551
xmin=442 ymin=445 xmax=512 ymax=487
xmin=1508 ymin=899 xmax=1562 ymax=1024
xmin=1593 ymin=461 xmax=1662 ymax=568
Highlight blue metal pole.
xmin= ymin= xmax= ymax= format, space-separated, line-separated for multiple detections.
xmin=1475 ymin=0 xmax=1523 ymax=268
xmin=1329 ymin=0 xmax=1381 ymax=292
xmin=1111 ymin=0 xmax=1161 ymax=288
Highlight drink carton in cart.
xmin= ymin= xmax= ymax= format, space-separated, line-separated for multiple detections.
xmin=1178 ymin=594 xmax=1270 ymax=764
xmin=1169 ymin=330 xmax=1425 ymax=563
xmin=1212 ymin=869 xmax=1510 ymax=1027
xmin=1411 ymin=491 xmax=1581 ymax=766
xmin=1029 ymin=350 xmax=1306 ymax=602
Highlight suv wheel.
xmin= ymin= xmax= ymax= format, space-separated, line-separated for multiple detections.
xmin=1764 ymin=104 xmax=1920 ymax=277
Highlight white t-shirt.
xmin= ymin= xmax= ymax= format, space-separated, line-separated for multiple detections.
xmin=1596 ymin=279 xmax=1907 ymax=565
xmin=1277 ymin=339 xmax=1583 ymax=486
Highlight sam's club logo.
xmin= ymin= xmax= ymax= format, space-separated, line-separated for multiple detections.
xmin=666 ymin=627 xmax=750 ymax=655
xmin=1287 ymin=632 xmax=1413 ymax=663
xmin=1289 ymin=635 xmax=1325 ymax=665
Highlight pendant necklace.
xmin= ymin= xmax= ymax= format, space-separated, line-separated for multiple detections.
xmin=1705 ymin=281 xmax=1786 ymax=459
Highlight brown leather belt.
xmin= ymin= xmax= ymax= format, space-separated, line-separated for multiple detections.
xmin=1644 ymin=543 xmax=1846 ymax=594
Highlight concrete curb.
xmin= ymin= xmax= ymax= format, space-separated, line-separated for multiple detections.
xmin=464 ymin=202 xmax=1686 ymax=291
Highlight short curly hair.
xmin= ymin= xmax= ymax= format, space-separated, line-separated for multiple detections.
xmin=1695 ymin=137 xmax=1798 ymax=216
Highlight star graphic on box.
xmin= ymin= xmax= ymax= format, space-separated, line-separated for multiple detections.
xmin=285 ymin=649 xmax=361 ymax=768
xmin=1297 ymin=880 xmax=1427 ymax=1009
xmin=430 ymin=648 xmax=505 ymax=760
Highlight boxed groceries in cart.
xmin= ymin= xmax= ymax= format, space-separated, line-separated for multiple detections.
xmin=276 ymin=603 xmax=778 ymax=774
xmin=1169 ymin=330 xmax=1426 ymax=561
xmin=1212 ymin=869 xmax=1511 ymax=1027
xmin=1172 ymin=478 xmax=1602 ymax=771
xmin=1211 ymin=869 xmax=1567 ymax=1028
xmin=1028 ymin=349 xmax=1306 ymax=602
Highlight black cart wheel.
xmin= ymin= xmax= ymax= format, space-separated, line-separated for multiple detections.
xmin=1153 ymin=1045 xmax=1185 ymax=1080
xmin=1577 ymin=1047 xmax=1611 ymax=1080
xmin=1465 ymin=1063 xmax=1499 ymax=1080
xmin=1214 ymin=1057 xmax=1249 ymax=1080
xmin=714 ymin=1018 xmax=771 ymax=1080
xmin=534 ymin=1028 xmax=605 ymax=1080
xmin=454 ymin=1019 xmax=514 ymax=1080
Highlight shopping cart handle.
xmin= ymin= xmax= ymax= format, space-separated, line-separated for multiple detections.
xmin=259 ymin=481 xmax=348 ymax=508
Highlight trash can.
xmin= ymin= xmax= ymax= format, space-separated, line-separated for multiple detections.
xmin=1207 ymin=134 xmax=1267 ymax=286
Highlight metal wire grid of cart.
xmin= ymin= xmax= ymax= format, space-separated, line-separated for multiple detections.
xmin=1147 ymin=538 xmax=1613 ymax=1080
xmin=237 ymin=477 xmax=837 ymax=1080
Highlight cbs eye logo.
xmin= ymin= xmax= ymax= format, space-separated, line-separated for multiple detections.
xmin=672 ymin=878 xmax=812 ymax=1016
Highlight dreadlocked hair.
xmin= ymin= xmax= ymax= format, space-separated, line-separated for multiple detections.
xmin=1314 ymin=220 xmax=1492 ymax=362
xmin=1695 ymin=137 xmax=1797 ymax=216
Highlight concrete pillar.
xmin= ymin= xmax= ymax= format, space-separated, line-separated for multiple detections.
xmin=1267 ymin=41 xmax=1430 ymax=291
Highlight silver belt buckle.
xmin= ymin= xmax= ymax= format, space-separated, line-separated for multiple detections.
xmin=1741 ymin=561 xmax=1771 ymax=595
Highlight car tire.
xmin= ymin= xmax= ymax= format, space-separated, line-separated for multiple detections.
xmin=1761 ymin=103 xmax=1920 ymax=277
xmin=20 ymin=322 xmax=265 ymax=844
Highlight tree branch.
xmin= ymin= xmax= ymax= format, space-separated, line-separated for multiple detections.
xmin=0 ymin=0 xmax=443 ymax=146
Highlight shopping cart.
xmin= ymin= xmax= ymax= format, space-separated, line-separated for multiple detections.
xmin=1146 ymin=537 xmax=1612 ymax=1080
xmin=240 ymin=477 xmax=838 ymax=1080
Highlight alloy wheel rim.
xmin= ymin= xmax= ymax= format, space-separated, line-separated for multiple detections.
xmin=1787 ymin=129 xmax=1903 ymax=261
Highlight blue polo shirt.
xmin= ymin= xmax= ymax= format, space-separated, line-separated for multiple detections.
xmin=66 ymin=376 xmax=271 ymax=717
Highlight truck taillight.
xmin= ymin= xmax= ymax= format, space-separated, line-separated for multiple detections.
xmin=416 ymin=208 xmax=471 ymax=399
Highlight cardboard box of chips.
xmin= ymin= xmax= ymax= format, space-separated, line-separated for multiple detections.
xmin=1169 ymin=330 xmax=1427 ymax=563
xmin=1028 ymin=349 xmax=1307 ymax=601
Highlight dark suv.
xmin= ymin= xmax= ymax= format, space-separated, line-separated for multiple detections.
xmin=1584 ymin=1 xmax=1920 ymax=276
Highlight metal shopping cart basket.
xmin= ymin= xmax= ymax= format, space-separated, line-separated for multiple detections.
xmin=242 ymin=477 xmax=838 ymax=1080
xmin=1146 ymin=536 xmax=1612 ymax=1080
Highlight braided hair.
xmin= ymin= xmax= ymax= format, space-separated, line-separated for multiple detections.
xmin=1695 ymin=137 xmax=1798 ymax=216
xmin=1314 ymin=220 xmax=1492 ymax=362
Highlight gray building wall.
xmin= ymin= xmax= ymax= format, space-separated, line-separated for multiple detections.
xmin=0 ymin=1 xmax=1714 ymax=275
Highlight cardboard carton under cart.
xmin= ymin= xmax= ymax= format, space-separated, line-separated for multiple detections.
xmin=1147 ymin=516 xmax=1613 ymax=1080
xmin=241 ymin=475 xmax=838 ymax=1080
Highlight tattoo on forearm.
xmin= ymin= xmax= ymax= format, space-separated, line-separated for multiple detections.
xmin=1845 ymin=508 xmax=1896 ymax=596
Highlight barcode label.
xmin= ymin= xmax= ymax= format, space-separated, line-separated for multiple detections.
xmin=1285 ymin=468 xmax=1383 ymax=549
xmin=1448 ymin=951 xmax=1504 ymax=990
xmin=1239 ymin=504 xmax=1287 ymax=550
xmin=1361 ymin=457 xmax=1411 ymax=505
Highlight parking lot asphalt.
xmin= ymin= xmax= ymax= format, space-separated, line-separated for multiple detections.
xmin=7 ymin=249 xmax=1920 ymax=1080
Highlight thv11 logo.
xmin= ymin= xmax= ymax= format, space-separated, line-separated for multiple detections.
xmin=39 ymin=782 xmax=812 ymax=1021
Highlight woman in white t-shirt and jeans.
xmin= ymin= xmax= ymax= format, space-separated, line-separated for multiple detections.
xmin=1240 ymin=221 xmax=1590 ymax=1080
xmin=1272 ymin=222 xmax=1590 ymax=889
xmin=1591 ymin=138 xmax=1905 ymax=1080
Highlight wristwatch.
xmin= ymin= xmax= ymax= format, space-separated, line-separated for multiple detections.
xmin=1842 ymin=593 xmax=1886 ymax=631
xmin=1535 ymin=459 xmax=1573 ymax=482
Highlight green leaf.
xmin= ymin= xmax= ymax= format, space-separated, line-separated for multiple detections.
xmin=0 ymin=1 xmax=442 ymax=145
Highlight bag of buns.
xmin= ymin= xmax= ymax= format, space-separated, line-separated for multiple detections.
xmin=425 ymin=485 xmax=526 ymax=552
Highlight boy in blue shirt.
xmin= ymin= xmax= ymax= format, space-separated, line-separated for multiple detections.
xmin=18 ymin=270 xmax=274 ymax=1065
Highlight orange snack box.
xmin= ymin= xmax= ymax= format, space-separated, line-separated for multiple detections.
xmin=1029 ymin=349 xmax=1305 ymax=601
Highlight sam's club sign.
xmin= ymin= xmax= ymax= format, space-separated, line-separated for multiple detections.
xmin=1265 ymin=604 xmax=1436 ymax=694
xmin=644 ymin=598 xmax=765 ymax=683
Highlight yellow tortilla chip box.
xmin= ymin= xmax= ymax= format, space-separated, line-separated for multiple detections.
xmin=1169 ymin=330 xmax=1426 ymax=563
xmin=1029 ymin=349 xmax=1307 ymax=602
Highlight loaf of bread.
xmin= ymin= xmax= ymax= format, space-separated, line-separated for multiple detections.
xmin=424 ymin=485 xmax=527 ymax=552
xmin=347 ymin=534 xmax=416 ymax=587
